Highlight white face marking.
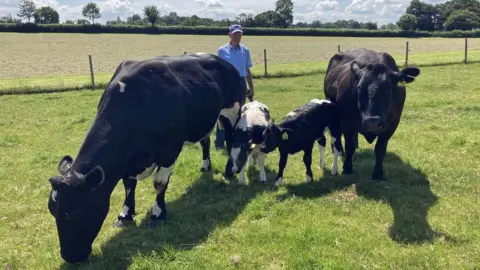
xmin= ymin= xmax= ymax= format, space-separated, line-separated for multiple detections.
xmin=120 ymin=205 xmax=129 ymax=218
xmin=51 ymin=190 xmax=58 ymax=202
xmin=152 ymin=201 xmax=162 ymax=217
xmin=118 ymin=81 xmax=126 ymax=93
xmin=319 ymin=144 xmax=326 ymax=168
xmin=153 ymin=164 xmax=174 ymax=187
xmin=202 ymin=159 xmax=210 ymax=170
xmin=136 ymin=163 xmax=157 ymax=181
xmin=310 ymin=99 xmax=331 ymax=105
xmin=220 ymin=102 xmax=240 ymax=128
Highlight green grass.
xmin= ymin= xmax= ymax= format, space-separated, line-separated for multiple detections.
xmin=1 ymin=63 xmax=480 ymax=269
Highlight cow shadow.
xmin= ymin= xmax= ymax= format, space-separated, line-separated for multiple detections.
xmin=58 ymin=165 xmax=277 ymax=269
xmin=278 ymin=149 xmax=461 ymax=245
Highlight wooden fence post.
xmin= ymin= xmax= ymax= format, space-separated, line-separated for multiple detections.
xmin=264 ymin=49 xmax=268 ymax=77
xmin=338 ymin=45 xmax=340 ymax=52
xmin=464 ymin=38 xmax=468 ymax=64
xmin=405 ymin=42 xmax=409 ymax=67
xmin=88 ymin=55 xmax=95 ymax=90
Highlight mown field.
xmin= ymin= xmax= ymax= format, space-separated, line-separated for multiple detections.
xmin=1 ymin=33 xmax=480 ymax=93
xmin=1 ymin=62 xmax=479 ymax=269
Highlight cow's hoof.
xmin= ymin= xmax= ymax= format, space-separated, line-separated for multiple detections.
xmin=147 ymin=219 xmax=164 ymax=229
xmin=200 ymin=167 xmax=211 ymax=173
xmin=113 ymin=219 xmax=134 ymax=228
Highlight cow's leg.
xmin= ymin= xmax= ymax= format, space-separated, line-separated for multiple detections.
xmin=238 ymin=163 xmax=247 ymax=185
xmin=317 ymin=136 xmax=326 ymax=169
xmin=113 ymin=176 xmax=137 ymax=228
xmin=343 ymin=131 xmax=358 ymax=175
xmin=330 ymin=132 xmax=344 ymax=176
xmin=256 ymin=152 xmax=267 ymax=183
xmin=223 ymin=127 xmax=236 ymax=179
xmin=200 ymin=137 xmax=212 ymax=172
xmin=273 ymin=152 xmax=288 ymax=189
xmin=303 ymin=142 xmax=314 ymax=183
xmin=148 ymin=144 xmax=183 ymax=229
xmin=372 ymin=135 xmax=388 ymax=181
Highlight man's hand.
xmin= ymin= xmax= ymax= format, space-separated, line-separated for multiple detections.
xmin=247 ymin=87 xmax=254 ymax=101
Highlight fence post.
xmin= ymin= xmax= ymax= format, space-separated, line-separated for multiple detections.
xmin=464 ymin=38 xmax=468 ymax=64
xmin=184 ymin=51 xmax=187 ymax=54
xmin=264 ymin=49 xmax=268 ymax=77
xmin=338 ymin=45 xmax=340 ymax=52
xmin=88 ymin=55 xmax=95 ymax=90
xmin=405 ymin=42 xmax=409 ymax=67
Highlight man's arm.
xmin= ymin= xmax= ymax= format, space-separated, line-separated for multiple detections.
xmin=245 ymin=49 xmax=254 ymax=99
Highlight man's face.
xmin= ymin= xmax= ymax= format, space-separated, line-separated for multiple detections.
xmin=229 ymin=31 xmax=242 ymax=45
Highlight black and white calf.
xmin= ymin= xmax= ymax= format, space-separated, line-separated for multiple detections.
xmin=260 ymin=99 xmax=344 ymax=188
xmin=47 ymin=53 xmax=246 ymax=263
xmin=230 ymin=101 xmax=272 ymax=185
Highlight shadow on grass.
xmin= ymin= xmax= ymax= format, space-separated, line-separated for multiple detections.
xmin=278 ymin=149 xmax=461 ymax=245
xmin=59 ymin=165 xmax=277 ymax=269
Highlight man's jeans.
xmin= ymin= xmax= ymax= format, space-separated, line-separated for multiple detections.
xmin=215 ymin=77 xmax=247 ymax=149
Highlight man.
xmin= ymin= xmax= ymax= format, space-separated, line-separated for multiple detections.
xmin=215 ymin=24 xmax=255 ymax=150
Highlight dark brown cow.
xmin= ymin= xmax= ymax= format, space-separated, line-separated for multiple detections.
xmin=324 ymin=48 xmax=420 ymax=180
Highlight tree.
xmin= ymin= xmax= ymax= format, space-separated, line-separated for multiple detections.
xmin=364 ymin=21 xmax=378 ymax=30
xmin=0 ymin=14 xmax=22 ymax=23
xmin=443 ymin=9 xmax=480 ymax=30
xmin=82 ymin=2 xmax=101 ymax=24
xmin=143 ymin=5 xmax=160 ymax=26
xmin=64 ymin=20 xmax=75 ymax=24
xmin=253 ymin=10 xmax=283 ymax=27
xmin=34 ymin=6 xmax=59 ymax=24
xmin=275 ymin=0 xmax=294 ymax=27
xmin=17 ymin=0 xmax=36 ymax=23
xmin=397 ymin=14 xmax=418 ymax=31
xmin=76 ymin=19 xmax=91 ymax=25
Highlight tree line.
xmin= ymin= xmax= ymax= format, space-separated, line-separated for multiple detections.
xmin=2 ymin=0 xmax=480 ymax=32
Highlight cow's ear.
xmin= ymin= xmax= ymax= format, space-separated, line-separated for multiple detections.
xmin=398 ymin=67 xmax=420 ymax=83
xmin=83 ymin=166 xmax=105 ymax=191
xmin=58 ymin=155 xmax=73 ymax=175
xmin=350 ymin=61 xmax=362 ymax=79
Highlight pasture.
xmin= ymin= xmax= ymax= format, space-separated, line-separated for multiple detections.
xmin=1 ymin=33 xmax=480 ymax=93
xmin=1 ymin=62 xmax=479 ymax=269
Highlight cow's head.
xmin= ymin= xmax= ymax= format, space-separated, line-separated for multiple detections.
xmin=48 ymin=155 xmax=108 ymax=263
xmin=350 ymin=61 xmax=420 ymax=133
xmin=259 ymin=122 xmax=292 ymax=154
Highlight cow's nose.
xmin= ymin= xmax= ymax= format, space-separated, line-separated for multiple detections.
xmin=364 ymin=117 xmax=382 ymax=132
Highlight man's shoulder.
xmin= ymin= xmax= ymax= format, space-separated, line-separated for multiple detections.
xmin=218 ymin=43 xmax=230 ymax=51
xmin=240 ymin=44 xmax=250 ymax=52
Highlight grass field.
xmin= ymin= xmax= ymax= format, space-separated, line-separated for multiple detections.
xmin=1 ymin=62 xmax=479 ymax=269
xmin=1 ymin=33 xmax=480 ymax=93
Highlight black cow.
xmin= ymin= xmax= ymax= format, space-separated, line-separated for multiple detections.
xmin=324 ymin=48 xmax=420 ymax=180
xmin=260 ymin=99 xmax=344 ymax=189
xmin=47 ymin=53 xmax=246 ymax=263
xmin=230 ymin=100 xmax=272 ymax=185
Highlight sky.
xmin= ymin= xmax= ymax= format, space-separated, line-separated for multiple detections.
xmin=0 ymin=0 xmax=445 ymax=25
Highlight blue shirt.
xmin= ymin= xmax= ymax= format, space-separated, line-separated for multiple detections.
xmin=217 ymin=43 xmax=252 ymax=77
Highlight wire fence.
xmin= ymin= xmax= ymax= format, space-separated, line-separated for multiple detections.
xmin=0 ymin=36 xmax=479 ymax=95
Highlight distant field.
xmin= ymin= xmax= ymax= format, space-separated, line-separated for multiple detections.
xmin=1 ymin=63 xmax=479 ymax=269
xmin=1 ymin=33 xmax=480 ymax=78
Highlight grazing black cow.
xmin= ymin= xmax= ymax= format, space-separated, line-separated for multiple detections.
xmin=324 ymin=48 xmax=420 ymax=180
xmin=260 ymin=99 xmax=344 ymax=189
xmin=230 ymin=100 xmax=272 ymax=185
xmin=47 ymin=53 xmax=246 ymax=263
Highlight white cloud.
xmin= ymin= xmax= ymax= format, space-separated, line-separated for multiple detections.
xmin=195 ymin=0 xmax=224 ymax=7
xmin=0 ymin=0 xmax=449 ymax=25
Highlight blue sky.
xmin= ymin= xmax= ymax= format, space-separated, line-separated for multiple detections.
xmin=0 ymin=0 xmax=444 ymax=25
